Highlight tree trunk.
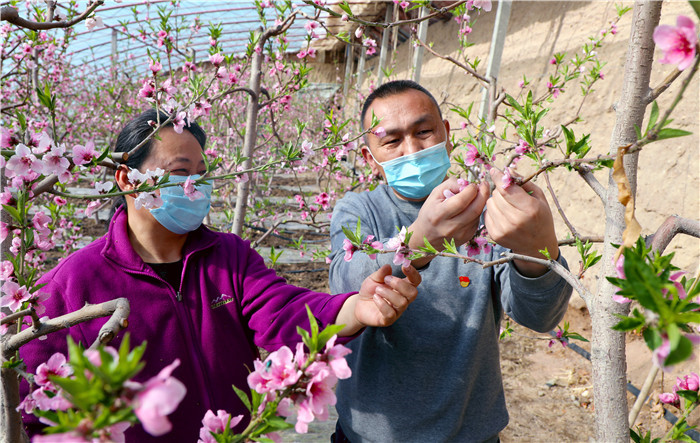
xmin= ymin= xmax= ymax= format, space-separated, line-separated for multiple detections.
xmin=591 ymin=1 xmax=662 ymax=441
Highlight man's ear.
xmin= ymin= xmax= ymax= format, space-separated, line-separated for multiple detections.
xmin=361 ymin=145 xmax=382 ymax=177
xmin=443 ymin=119 xmax=453 ymax=153
xmin=114 ymin=165 xmax=134 ymax=194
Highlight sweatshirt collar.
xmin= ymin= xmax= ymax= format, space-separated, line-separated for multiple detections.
xmin=102 ymin=205 xmax=220 ymax=272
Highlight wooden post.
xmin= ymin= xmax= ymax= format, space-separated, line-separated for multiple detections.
xmin=376 ymin=3 xmax=393 ymax=86
xmin=411 ymin=6 xmax=428 ymax=83
xmin=356 ymin=47 xmax=366 ymax=93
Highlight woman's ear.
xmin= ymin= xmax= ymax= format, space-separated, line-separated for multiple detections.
xmin=114 ymin=165 xmax=133 ymax=193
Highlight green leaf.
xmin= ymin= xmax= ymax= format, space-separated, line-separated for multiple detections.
xmin=565 ymin=332 xmax=589 ymax=342
xmin=690 ymin=0 xmax=700 ymax=21
xmin=231 ymin=383 xmax=252 ymax=412
xmin=676 ymin=389 xmax=698 ymax=403
xmin=646 ymin=101 xmax=659 ymax=134
xmin=338 ymin=0 xmax=352 ymax=15
xmin=656 ymin=128 xmax=692 ymax=140
xmin=664 ymin=334 xmax=693 ymax=367
xmin=2 ymin=204 xmax=22 ymax=224
xmin=612 ymin=315 xmax=645 ymax=331
xmin=643 ymin=328 xmax=663 ymax=351
xmin=505 ymin=94 xmax=524 ymax=116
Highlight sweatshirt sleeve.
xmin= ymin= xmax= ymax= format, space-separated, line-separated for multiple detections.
xmin=328 ymin=192 xmax=403 ymax=294
xmin=234 ymin=237 xmax=355 ymax=351
xmin=17 ymin=271 xmax=90 ymax=437
xmin=495 ymin=249 xmax=573 ymax=333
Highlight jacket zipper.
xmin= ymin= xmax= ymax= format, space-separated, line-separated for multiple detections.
xmin=176 ymin=290 xmax=182 ymax=301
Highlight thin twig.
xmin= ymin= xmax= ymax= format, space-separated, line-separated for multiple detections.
xmin=0 ymin=1 xmax=103 ymax=30
xmin=543 ymin=170 xmax=580 ymax=239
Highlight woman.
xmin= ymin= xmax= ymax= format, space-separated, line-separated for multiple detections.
xmin=20 ymin=109 xmax=420 ymax=442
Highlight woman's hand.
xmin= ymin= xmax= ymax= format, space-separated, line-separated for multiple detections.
xmin=337 ymin=264 xmax=421 ymax=336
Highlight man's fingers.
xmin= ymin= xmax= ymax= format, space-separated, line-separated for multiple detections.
xmin=368 ymin=264 xmax=393 ymax=284
xmin=401 ymin=265 xmax=422 ymax=287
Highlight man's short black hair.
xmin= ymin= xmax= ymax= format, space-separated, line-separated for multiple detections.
xmin=360 ymin=80 xmax=442 ymax=129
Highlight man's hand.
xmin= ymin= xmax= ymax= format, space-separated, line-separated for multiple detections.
xmin=484 ymin=168 xmax=559 ymax=277
xmin=337 ymin=264 xmax=421 ymax=336
xmin=407 ymin=178 xmax=490 ymax=268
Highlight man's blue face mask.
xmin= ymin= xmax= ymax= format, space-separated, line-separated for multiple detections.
xmin=150 ymin=175 xmax=212 ymax=234
xmin=372 ymin=141 xmax=451 ymax=200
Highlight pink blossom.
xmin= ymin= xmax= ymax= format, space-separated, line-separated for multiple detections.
xmin=324 ymin=335 xmax=352 ymax=379
xmin=72 ymin=141 xmax=98 ymax=166
xmin=501 ymin=167 xmax=513 ymax=189
xmin=138 ymin=80 xmax=156 ymax=100
xmin=247 ymin=346 xmax=301 ymax=394
xmin=0 ymin=280 xmax=31 ymax=312
xmin=41 ymin=144 xmax=70 ymax=180
xmin=515 ymin=139 xmax=530 ymax=155
xmin=314 ymin=192 xmax=330 ymax=210
xmin=373 ymin=126 xmax=386 ymax=138
xmin=6 ymin=144 xmax=43 ymax=177
xmin=32 ymin=386 xmax=72 ymax=411
xmin=675 ymin=372 xmax=700 ymax=392
xmin=468 ymin=0 xmax=492 ymax=12
xmin=355 ymin=26 xmax=364 ymax=39
xmin=0 ymin=261 xmax=13 ymax=279
xmin=612 ymin=255 xmax=632 ymax=303
xmin=362 ymin=235 xmax=383 ymax=260
xmin=342 ymin=239 xmax=356 ymax=262
xmin=35 ymin=353 xmax=72 ymax=387
xmin=182 ymin=176 xmax=204 ymax=201
xmin=149 ymin=59 xmax=162 ymax=74
xmin=304 ymin=21 xmax=319 ymax=34
xmin=464 ymin=143 xmax=481 ymax=166
xmin=658 ymin=391 xmax=680 ymax=407
xmin=95 ymin=181 xmax=113 ymax=194
xmin=172 ymin=111 xmax=187 ymax=134
xmin=664 ymin=271 xmax=688 ymax=299
xmin=362 ymin=37 xmax=377 ymax=55
xmin=85 ymin=200 xmax=102 ymax=218
xmin=209 ymin=53 xmax=225 ymax=67
xmin=133 ymin=359 xmax=187 ymax=436
xmin=133 ymin=192 xmax=162 ymax=211
xmin=653 ymin=15 xmax=698 ymax=71
xmin=32 ymin=211 xmax=52 ymax=235
xmin=85 ymin=16 xmax=103 ymax=31
xmin=400 ymin=1 xmax=410 ymax=9
xmin=198 ymin=410 xmax=244 ymax=443
xmin=652 ymin=336 xmax=671 ymax=369
xmin=548 ymin=329 xmax=568 ymax=348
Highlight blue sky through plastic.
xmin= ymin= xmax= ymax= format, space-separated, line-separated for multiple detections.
xmin=63 ymin=0 xmax=329 ymax=77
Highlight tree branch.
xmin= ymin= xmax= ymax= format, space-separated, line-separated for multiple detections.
xmin=647 ymin=215 xmax=700 ymax=254
xmin=482 ymin=251 xmax=591 ymax=303
xmin=577 ymin=166 xmax=606 ymax=203
xmin=3 ymin=298 xmax=130 ymax=353
xmin=0 ymin=1 xmax=103 ymax=31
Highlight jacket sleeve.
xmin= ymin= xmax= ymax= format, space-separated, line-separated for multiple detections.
xmin=328 ymin=193 xmax=403 ymax=294
xmin=494 ymin=249 xmax=573 ymax=333
xmin=233 ymin=237 xmax=355 ymax=351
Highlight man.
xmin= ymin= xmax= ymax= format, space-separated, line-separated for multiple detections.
xmin=329 ymin=80 xmax=572 ymax=442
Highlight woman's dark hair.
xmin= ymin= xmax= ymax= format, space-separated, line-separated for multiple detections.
xmin=110 ymin=109 xmax=207 ymax=218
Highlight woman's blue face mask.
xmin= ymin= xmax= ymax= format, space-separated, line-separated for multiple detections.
xmin=371 ymin=141 xmax=451 ymax=200
xmin=150 ymin=175 xmax=212 ymax=234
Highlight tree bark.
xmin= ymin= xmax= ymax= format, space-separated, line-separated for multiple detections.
xmin=591 ymin=2 xmax=662 ymax=441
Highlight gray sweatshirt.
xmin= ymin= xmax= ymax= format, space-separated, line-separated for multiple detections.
xmin=329 ymin=184 xmax=572 ymax=443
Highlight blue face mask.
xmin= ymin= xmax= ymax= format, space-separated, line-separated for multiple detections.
xmin=373 ymin=141 xmax=451 ymax=200
xmin=150 ymin=175 xmax=213 ymax=234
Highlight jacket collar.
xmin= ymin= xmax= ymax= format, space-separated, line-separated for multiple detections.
xmin=101 ymin=205 xmax=220 ymax=271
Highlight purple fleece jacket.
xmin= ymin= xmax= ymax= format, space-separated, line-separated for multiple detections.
xmin=20 ymin=206 xmax=354 ymax=442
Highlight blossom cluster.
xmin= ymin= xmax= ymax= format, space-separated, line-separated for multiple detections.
xmin=199 ymin=335 xmax=352 ymax=441
xmin=659 ymin=372 xmax=699 ymax=408
xmin=21 ymin=347 xmax=186 ymax=441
